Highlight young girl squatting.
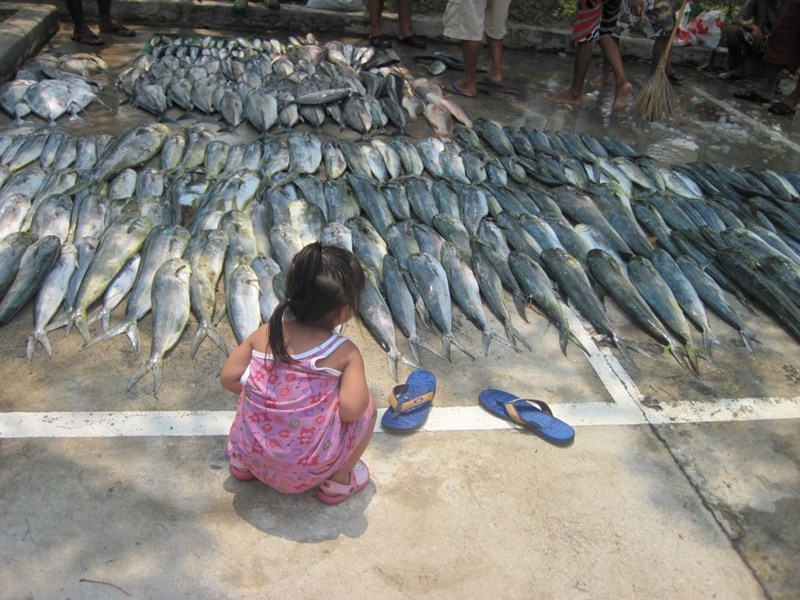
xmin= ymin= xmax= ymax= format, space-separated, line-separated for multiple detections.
xmin=221 ymin=243 xmax=377 ymax=505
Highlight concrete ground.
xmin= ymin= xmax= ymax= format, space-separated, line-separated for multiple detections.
xmin=0 ymin=6 xmax=799 ymax=600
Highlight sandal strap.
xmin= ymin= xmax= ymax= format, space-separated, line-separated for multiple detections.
xmin=388 ymin=384 xmax=434 ymax=415
xmin=503 ymin=398 xmax=553 ymax=426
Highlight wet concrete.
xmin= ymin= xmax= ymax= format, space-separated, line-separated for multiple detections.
xmin=0 ymin=17 xmax=799 ymax=600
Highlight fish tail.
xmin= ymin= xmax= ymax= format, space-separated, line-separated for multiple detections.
xmin=448 ymin=334 xmax=475 ymax=360
xmin=408 ymin=336 xmax=422 ymax=365
xmin=441 ymin=335 xmax=452 ymax=362
xmin=613 ymin=334 xmax=637 ymax=367
xmin=45 ymin=312 xmax=70 ymax=333
xmin=387 ymin=349 xmax=399 ymax=382
xmin=212 ymin=304 xmax=227 ymax=326
xmin=27 ymin=330 xmax=53 ymax=360
xmin=561 ymin=325 xmax=589 ymax=357
xmin=126 ymin=361 xmax=151 ymax=392
xmin=481 ymin=331 xmax=492 ymax=356
xmin=491 ymin=330 xmax=516 ymax=351
xmin=740 ymin=328 xmax=754 ymax=352
xmin=685 ymin=341 xmax=701 ymax=376
xmin=416 ymin=337 xmax=444 ymax=361
xmin=505 ymin=322 xmax=531 ymax=352
xmin=513 ymin=292 xmax=529 ymax=322
xmin=152 ymin=359 xmax=163 ymax=394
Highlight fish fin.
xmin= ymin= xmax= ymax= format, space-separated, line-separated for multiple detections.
xmin=192 ymin=322 xmax=229 ymax=357
xmin=126 ymin=361 xmax=151 ymax=392
xmin=387 ymin=349 xmax=399 ymax=381
xmin=27 ymin=332 xmax=51 ymax=360
xmin=447 ymin=334 xmax=475 ymax=360
xmin=740 ymin=329 xmax=754 ymax=352
xmin=613 ymin=334 xmax=637 ymax=367
xmin=513 ymin=292 xmax=529 ymax=322
xmin=407 ymin=336 xmax=421 ymax=365
xmin=213 ymin=304 xmax=227 ymax=326
xmin=685 ymin=342 xmax=701 ymax=376
xmin=83 ymin=320 xmax=132 ymax=350
xmin=45 ymin=312 xmax=70 ymax=333
xmin=127 ymin=323 xmax=140 ymax=356
xmin=74 ymin=316 xmax=91 ymax=344
xmin=152 ymin=359 xmax=163 ymax=394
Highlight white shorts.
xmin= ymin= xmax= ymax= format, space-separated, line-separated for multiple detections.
xmin=443 ymin=0 xmax=512 ymax=41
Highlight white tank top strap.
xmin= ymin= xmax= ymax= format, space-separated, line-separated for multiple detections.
xmin=311 ymin=333 xmax=348 ymax=360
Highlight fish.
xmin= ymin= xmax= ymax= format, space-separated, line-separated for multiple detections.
xmin=441 ymin=242 xmax=510 ymax=356
xmin=587 ymin=249 xmax=688 ymax=371
xmin=358 ymin=268 xmax=413 ymax=380
xmin=717 ymin=247 xmax=800 ymax=344
xmin=48 ymin=216 xmax=152 ymax=342
xmin=628 ymin=256 xmax=700 ymax=375
xmin=0 ymin=235 xmax=62 ymax=325
xmin=126 ymin=258 xmax=193 ymax=393
xmin=226 ymin=263 xmax=262 ymax=345
xmin=0 ymin=194 xmax=31 ymax=241
xmin=509 ymin=251 xmax=587 ymax=357
xmin=540 ymin=247 xmax=633 ymax=365
xmin=251 ymin=255 xmax=281 ymax=324
xmin=184 ymin=228 xmax=229 ymax=357
xmin=27 ymin=242 xmax=78 ymax=359
xmin=651 ymin=249 xmax=718 ymax=355
xmin=84 ymin=225 xmax=190 ymax=353
xmin=409 ymin=252 xmax=473 ymax=361
xmin=383 ymin=256 xmax=442 ymax=364
xmin=471 ymin=243 xmax=530 ymax=352
xmin=87 ymin=253 xmax=141 ymax=332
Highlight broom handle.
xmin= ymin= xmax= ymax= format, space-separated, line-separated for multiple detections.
xmin=659 ymin=0 xmax=692 ymax=68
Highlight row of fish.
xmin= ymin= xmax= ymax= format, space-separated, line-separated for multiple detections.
xmin=117 ymin=33 xmax=469 ymax=137
xmin=1 ymin=106 xmax=800 ymax=390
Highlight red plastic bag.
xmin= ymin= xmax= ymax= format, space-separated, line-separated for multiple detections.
xmin=675 ymin=9 xmax=725 ymax=48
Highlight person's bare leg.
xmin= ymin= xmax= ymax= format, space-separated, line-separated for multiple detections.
xmin=544 ymin=40 xmax=594 ymax=107
xmin=599 ymin=34 xmax=633 ymax=112
xmin=65 ymin=0 xmax=101 ymax=43
xmin=591 ymin=38 xmax=619 ymax=87
xmin=754 ymin=63 xmax=783 ymax=100
xmin=449 ymin=39 xmax=482 ymax=96
xmin=367 ymin=0 xmax=384 ymax=38
xmin=328 ymin=409 xmax=377 ymax=486
xmin=398 ymin=0 xmax=413 ymax=40
xmin=479 ymin=35 xmax=504 ymax=85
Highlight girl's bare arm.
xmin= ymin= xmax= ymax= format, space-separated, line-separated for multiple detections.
xmin=220 ymin=327 xmax=264 ymax=394
xmin=336 ymin=343 xmax=370 ymax=422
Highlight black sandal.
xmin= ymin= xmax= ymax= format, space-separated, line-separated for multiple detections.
xmin=768 ymin=101 xmax=797 ymax=116
xmin=397 ymin=35 xmax=427 ymax=49
xmin=369 ymin=34 xmax=392 ymax=49
xmin=733 ymin=89 xmax=771 ymax=103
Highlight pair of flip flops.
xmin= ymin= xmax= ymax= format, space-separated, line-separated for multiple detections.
xmin=381 ymin=369 xmax=436 ymax=431
xmin=479 ymin=389 xmax=575 ymax=446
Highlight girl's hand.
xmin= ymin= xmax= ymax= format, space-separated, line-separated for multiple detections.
xmin=220 ymin=328 xmax=263 ymax=394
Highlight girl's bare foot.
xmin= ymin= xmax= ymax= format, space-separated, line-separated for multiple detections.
xmin=612 ymin=81 xmax=634 ymax=112
xmin=543 ymin=89 xmax=582 ymax=107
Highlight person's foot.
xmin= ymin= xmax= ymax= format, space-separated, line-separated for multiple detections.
xmin=666 ymin=70 xmax=684 ymax=82
xmin=590 ymin=72 xmax=609 ymax=88
xmin=445 ymin=79 xmax=477 ymax=98
xmin=98 ymin=19 xmax=136 ymax=36
xmin=612 ymin=81 xmax=634 ymax=113
xmin=71 ymin=29 xmax=104 ymax=46
xmin=718 ymin=70 xmax=744 ymax=81
xmin=768 ymin=100 xmax=797 ymax=116
xmin=477 ymin=74 xmax=504 ymax=87
xmin=369 ymin=34 xmax=392 ymax=49
xmin=543 ymin=89 xmax=582 ymax=108
xmin=397 ymin=34 xmax=426 ymax=49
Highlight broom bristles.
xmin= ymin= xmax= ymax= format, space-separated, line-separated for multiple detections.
xmin=633 ymin=0 xmax=691 ymax=121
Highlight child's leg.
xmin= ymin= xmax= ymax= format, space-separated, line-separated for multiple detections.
xmin=327 ymin=407 xmax=377 ymax=486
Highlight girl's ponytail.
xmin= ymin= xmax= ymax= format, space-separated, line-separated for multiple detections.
xmin=267 ymin=300 xmax=292 ymax=363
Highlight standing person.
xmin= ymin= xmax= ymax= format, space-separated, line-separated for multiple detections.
xmin=544 ymin=0 xmax=643 ymax=112
xmin=368 ymin=0 xmax=427 ymax=49
xmin=590 ymin=0 xmax=635 ymax=87
xmin=643 ymin=0 xmax=683 ymax=81
xmin=718 ymin=0 xmax=782 ymax=80
xmin=442 ymin=0 xmax=512 ymax=98
xmin=221 ymin=243 xmax=377 ymax=505
xmin=64 ymin=0 xmax=136 ymax=46
xmin=734 ymin=0 xmax=800 ymax=116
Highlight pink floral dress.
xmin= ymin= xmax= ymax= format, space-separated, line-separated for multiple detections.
xmin=227 ymin=333 xmax=375 ymax=494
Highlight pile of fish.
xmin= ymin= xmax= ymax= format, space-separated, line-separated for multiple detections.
xmin=0 ymin=53 xmax=107 ymax=124
xmin=1 ymin=35 xmax=800 ymax=394
xmin=116 ymin=33 xmax=470 ymax=137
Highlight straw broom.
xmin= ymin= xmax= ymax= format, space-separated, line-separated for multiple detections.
xmin=632 ymin=0 xmax=691 ymax=121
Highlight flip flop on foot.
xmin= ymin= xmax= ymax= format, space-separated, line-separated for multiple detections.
xmin=768 ymin=101 xmax=797 ymax=116
xmin=398 ymin=35 xmax=427 ymax=49
xmin=369 ymin=34 xmax=392 ymax=49
xmin=444 ymin=80 xmax=476 ymax=98
xmin=316 ymin=460 xmax=370 ymax=505
xmin=381 ymin=369 xmax=436 ymax=432
xmin=477 ymin=75 xmax=504 ymax=88
xmin=71 ymin=33 xmax=104 ymax=46
xmin=479 ymin=388 xmax=575 ymax=446
xmin=99 ymin=24 xmax=136 ymax=37
xmin=733 ymin=89 xmax=771 ymax=103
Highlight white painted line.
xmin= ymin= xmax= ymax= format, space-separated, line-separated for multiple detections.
xmin=688 ymin=84 xmax=800 ymax=155
xmin=1 ymin=397 xmax=798 ymax=439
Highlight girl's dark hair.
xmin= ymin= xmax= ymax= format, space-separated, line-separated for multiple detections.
xmin=267 ymin=242 xmax=365 ymax=364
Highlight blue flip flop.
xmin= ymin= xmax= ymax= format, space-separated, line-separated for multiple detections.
xmin=381 ymin=370 xmax=436 ymax=432
xmin=478 ymin=389 xmax=575 ymax=446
